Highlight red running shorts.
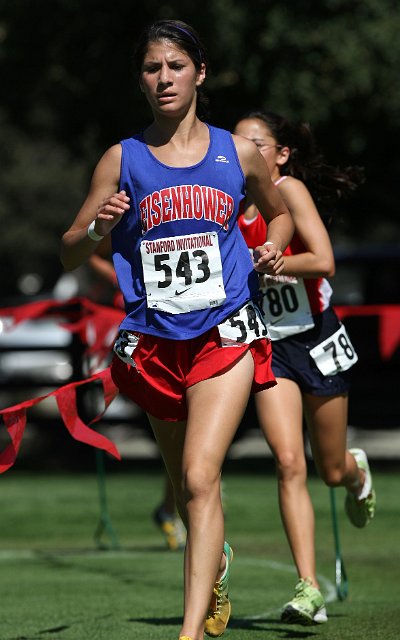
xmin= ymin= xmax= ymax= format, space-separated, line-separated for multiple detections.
xmin=111 ymin=327 xmax=275 ymax=421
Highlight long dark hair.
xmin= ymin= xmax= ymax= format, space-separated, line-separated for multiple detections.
xmin=133 ymin=19 xmax=210 ymax=120
xmin=241 ymin=110 xmax=364 ymax=206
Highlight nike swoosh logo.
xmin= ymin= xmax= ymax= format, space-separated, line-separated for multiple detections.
xmin=175 ymin=287 xmax=192 ymax=296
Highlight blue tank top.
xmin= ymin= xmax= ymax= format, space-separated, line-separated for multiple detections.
xmin=112 ymin=124 xmax=259 ymax=339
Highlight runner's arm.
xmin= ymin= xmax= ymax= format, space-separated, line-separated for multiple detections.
xmin=60 ymin=144 xmax=129 ymax=271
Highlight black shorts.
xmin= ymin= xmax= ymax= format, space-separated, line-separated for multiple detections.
xmin=271 ymin=306 xmax=352 ymax=396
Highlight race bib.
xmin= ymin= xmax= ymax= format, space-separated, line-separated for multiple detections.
xmin=261 ymin=276 xmax=314 ymax=340
xmin=218 ymin=302 xmax=268 ymax=345
xmin=140 ymin=232 xmax=226 ymax=314
xmin=309 ymin=324 xmax=358 ymax=376
xmin=113 ymin=330 xmax=140 ymax=367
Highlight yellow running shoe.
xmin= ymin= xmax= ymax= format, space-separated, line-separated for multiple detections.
xmin=153 ymin=505 xmax=186 ymax=551
xmin=179 ymin=637 xmax=193 ymax=640
xmin=205 ymin=541 xmax=233 ymax=637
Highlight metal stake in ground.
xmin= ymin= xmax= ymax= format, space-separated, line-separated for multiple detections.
xmin=330 ymin=487 xmax=348 ymax=600
xmin=94 ymin=449 xmax=120 ymax=549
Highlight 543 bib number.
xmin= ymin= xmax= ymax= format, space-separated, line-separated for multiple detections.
xmin=218 ymin=302 xmax=268 ymax=345
xmin=141 ymin=232 xmax=226 ymax=314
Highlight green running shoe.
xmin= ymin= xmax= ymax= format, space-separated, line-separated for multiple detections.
xmin=281 ymin=577 xmax=327 ymax=625
xmin=205 ymin=541 xmax=233 ymax=637
xmin=345 ymin=448 xmax=376 ymax=528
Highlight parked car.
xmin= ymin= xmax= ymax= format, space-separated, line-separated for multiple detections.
xmin=0 ymin=316 xmax=73 ymax=386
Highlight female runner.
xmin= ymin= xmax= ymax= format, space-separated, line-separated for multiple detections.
xmin=234 ymin=109 xmax=375 ymax=626
xmin=61 ymin=22 xmax=293 ymax=640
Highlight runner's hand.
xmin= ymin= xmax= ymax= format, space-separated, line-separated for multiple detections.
xmin=253 ymin=243 xmax=284 ymax=275
xmin=94 ymin=190 xmax=130 ymax=235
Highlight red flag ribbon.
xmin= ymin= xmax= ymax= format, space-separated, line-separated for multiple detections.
xmin=335 ymin=304 xmax=400 ymax=361
xmin=0 ymin=409 xmax=28 ymax=473
xmin=0 ymin=368 xmax=121 ymax=473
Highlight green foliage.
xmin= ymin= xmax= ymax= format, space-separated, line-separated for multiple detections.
xmin=0 ymin=117 xmax=93 ymax=297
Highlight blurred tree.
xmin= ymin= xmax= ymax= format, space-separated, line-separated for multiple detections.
xmin=0 ymin=118 xmax=90 ymax=299
xmin=0 ymin=0 xmax=399 ymax=300
xmin=205 ymin=0 xmax=400 ymax=241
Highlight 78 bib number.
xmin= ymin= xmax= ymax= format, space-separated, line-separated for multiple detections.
xmin=309 ymin=323 xmax=358 ymax=376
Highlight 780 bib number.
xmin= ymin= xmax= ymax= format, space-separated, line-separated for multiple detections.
xmin=261 ymin=277 xmax=314 ymax=339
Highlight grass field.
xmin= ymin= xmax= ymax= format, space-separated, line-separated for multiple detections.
xmin=0 ymin=462 xmax=399 ymax=639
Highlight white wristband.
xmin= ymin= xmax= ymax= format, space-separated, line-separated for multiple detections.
xmin=264 ymin=241 xmax=275 ymax=247
xmin=87 ymin=220 xmax=104 ymax=242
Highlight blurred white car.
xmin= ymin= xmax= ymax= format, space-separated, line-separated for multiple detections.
xmin=0 ymin=316 xmax=73 ymax=385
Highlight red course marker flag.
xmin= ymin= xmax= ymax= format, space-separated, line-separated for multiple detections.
xmin=0 ymin=368 xmax=121 ymax=473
